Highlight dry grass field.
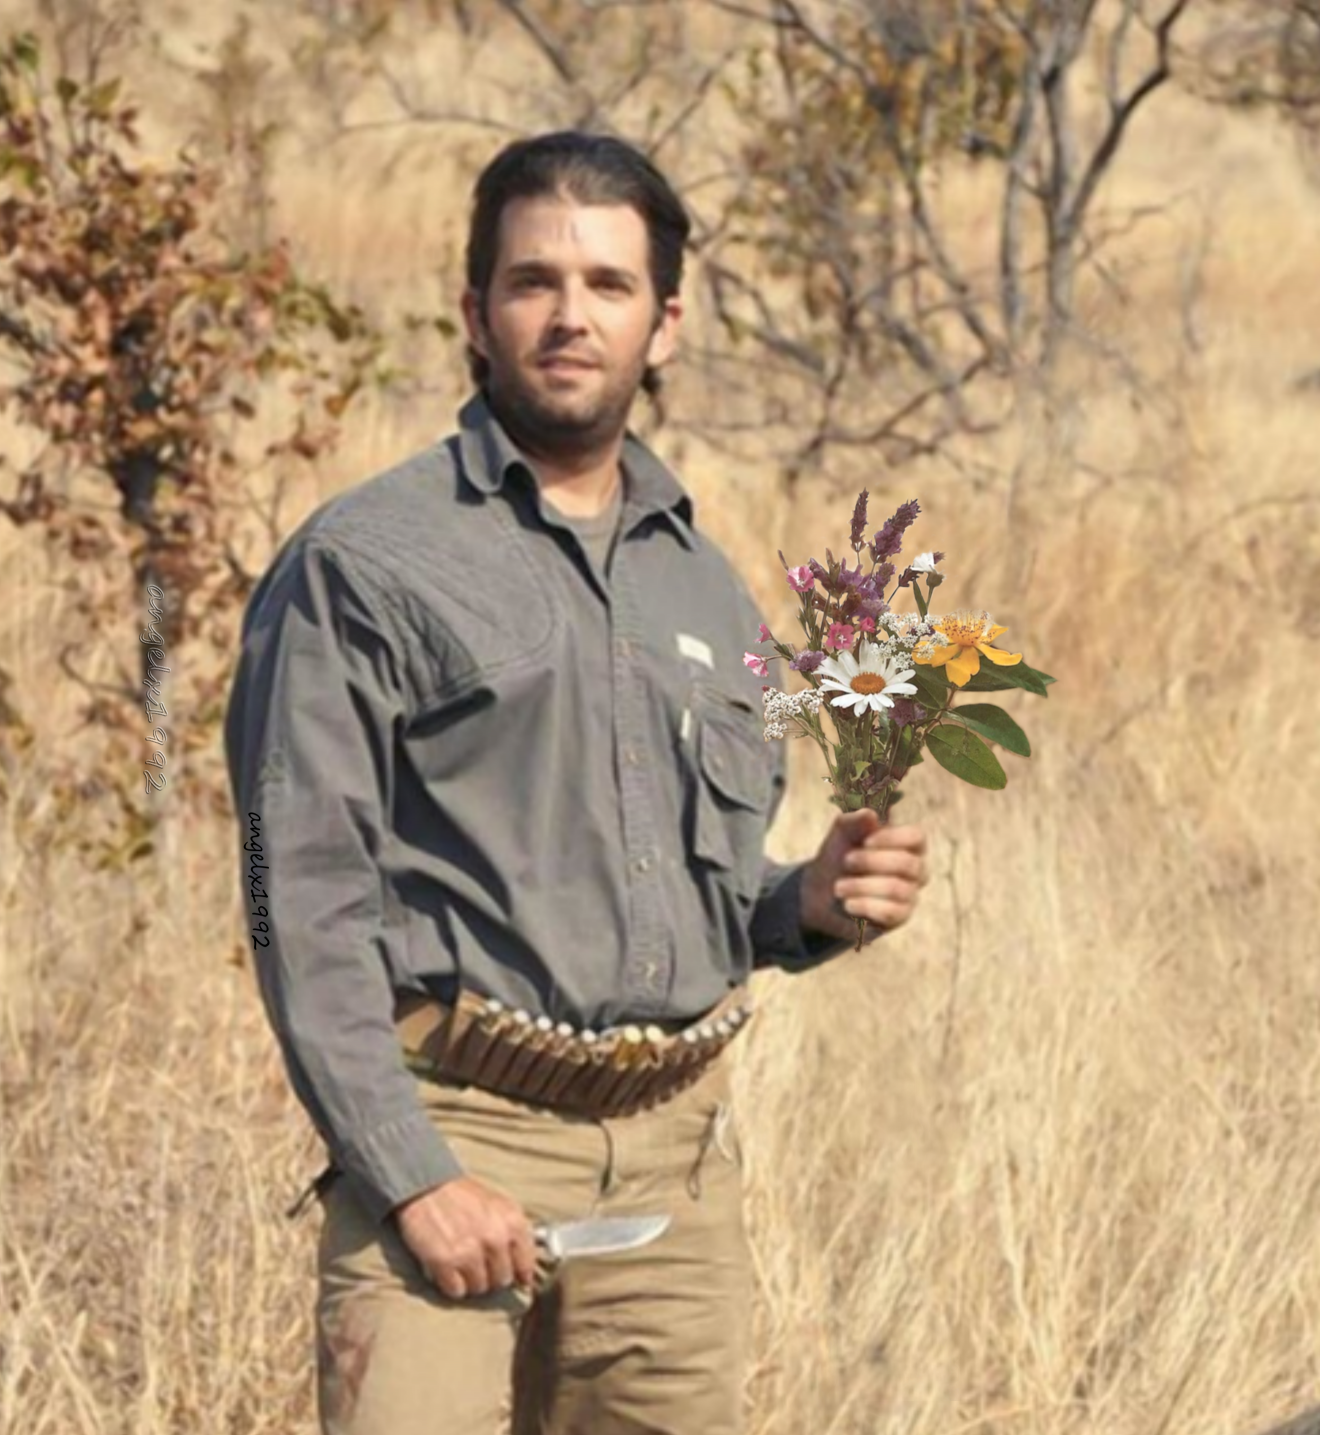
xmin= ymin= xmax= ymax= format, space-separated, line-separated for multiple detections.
xmin=3 ymin=4 xmax=1320 ymax=1433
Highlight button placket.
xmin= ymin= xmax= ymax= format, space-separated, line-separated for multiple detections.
xmin=610 ymin=559 xmax=670 ymax=1005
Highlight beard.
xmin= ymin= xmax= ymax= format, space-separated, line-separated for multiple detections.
xmin=481 ymin=349 xmax=648 ymax=461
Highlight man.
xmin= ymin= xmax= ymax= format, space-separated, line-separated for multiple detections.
xmin=223 ymin=131 xmax=928 ymax=1435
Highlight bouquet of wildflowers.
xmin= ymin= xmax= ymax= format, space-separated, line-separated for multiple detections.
xmin=744 ymin=491 xmax=1055 ymax=951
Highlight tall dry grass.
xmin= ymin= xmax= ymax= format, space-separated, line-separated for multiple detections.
xmin=3 ymin=6 xmax=1320 ymax=1433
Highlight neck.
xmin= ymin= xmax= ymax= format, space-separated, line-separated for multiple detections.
xmin=489 ymin=394 xmax=626 ymax=515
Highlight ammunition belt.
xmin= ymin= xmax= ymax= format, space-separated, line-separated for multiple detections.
xmin=395 ymin=985 xmax=754 ymax=1121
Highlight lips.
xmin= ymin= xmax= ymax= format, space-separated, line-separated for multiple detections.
xmin=538 ymin=356 xmax=599 ymax=371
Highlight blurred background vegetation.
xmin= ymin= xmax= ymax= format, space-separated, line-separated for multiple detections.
xmin=2 ymin=3 xmax=1319 ymax=1432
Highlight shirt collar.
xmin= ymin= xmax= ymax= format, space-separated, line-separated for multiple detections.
xmin=455 ymin=390 xmax=698 ymax=552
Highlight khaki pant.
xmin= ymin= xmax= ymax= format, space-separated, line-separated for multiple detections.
xmin=315 ymin=1058 xmax=751 ymax=1435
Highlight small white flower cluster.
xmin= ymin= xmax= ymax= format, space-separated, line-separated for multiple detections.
xmin=872 ymin=612 xmax=937 ymax=657
xmin=761 ymin=686 xmax=824 ymax=741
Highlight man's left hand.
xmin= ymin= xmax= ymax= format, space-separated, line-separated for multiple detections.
xmin=799 ymin=807 xmax=929 ymax=946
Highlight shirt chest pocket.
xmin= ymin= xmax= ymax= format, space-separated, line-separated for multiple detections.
xmin=688 ymin=687 xmax=772 ymax=898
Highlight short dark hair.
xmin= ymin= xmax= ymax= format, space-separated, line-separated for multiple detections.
xmin=463 ymin=131 xmax=691 ymax=404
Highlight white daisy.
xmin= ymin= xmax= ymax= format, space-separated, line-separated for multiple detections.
xmin=816 ymin=638 xmax=919 ymax=715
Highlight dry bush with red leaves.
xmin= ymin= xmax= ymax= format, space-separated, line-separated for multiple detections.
xmin=0 ymin=29 xmax=391 ymax=869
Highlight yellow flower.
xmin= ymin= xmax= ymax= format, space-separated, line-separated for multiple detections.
xmin=914 ymin=610 xmax=1022 ymax=687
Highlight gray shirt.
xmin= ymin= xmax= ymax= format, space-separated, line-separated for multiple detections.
xmin=223 ymin=391 xmax=851 ymax=1222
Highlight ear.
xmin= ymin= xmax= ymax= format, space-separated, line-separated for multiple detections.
xmin=646 ymin=295 xmax=682 ymax=371
xmin=460 ymin=289 xmax=488 ymax=360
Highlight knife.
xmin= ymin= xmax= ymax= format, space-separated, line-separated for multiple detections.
xmin=530 ymin=1213 xmax=670 ymax=1292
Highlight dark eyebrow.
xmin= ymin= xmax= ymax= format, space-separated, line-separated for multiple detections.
xmin=503 ymin=260 xmax=639 ymax=287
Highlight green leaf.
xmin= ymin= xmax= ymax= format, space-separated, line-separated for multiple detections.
xmin=852 ymin=757 xmax=870 ymax=779
xmin=56 ymin=76 xmax=79 ymax=104
xmin=959 ymin=667 xmax=1018 ymax=692
xmin=1005 ymin=663 xmax=1051 ymax=697
xmin=926 ymin=725 xmax=1007 ymax=790
xmin=946 ymin=703 xmax=1031 ymax=757
xmin=962 ymin=661 xmax=1051 ymax=697
xmin=913 ymin=583 xmax=928 ymax=619
xmin=908 ymin=665 xmax=950 ymax=708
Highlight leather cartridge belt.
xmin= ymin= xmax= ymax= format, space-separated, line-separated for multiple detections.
xmin=394 ymin=985 xmax=754 ymax=1121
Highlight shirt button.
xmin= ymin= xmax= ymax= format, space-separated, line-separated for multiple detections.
xmin=623 ymin=746 xmax=641 ymax=766
xmin=615 ymin=637 xmax=633 ymax=659
xmin=632 ymin=854 xmax=653 ymax=875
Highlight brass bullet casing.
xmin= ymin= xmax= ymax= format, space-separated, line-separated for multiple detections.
xmin=614 ymin=1025 xmax=669 ymax=1112
xmin=670 ymin=1022 xmax=717 ymax=1094
xmin=523 ymin=1021 xmax=576 ymax=1102
xmin=484 ymin=1008 xmax=535 ymax=1089
xmin=590 ymin=1026 xmax=649 ymax=1111
xmin=458 ymin=1000 xmax=515 ymax=1086
xmin=506 ymin=1014 xmax=556 ymax=1098
xmin=569 ymin=1026 xmax=631 ymax=1111
xmin=540 ymin=1028 xmax=600 ymax=1108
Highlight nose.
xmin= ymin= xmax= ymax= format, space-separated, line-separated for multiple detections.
xmin=549 ymin=278 xmax=588 ymax=333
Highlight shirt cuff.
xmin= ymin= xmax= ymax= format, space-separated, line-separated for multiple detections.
xmin=338 ymin=1107 xmax=467 ymax=1224
xmin=750 ymin=859 xmax=855 ymax=974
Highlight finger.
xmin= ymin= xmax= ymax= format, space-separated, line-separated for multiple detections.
xmin=485 ymin=1240 xmax=514 ymax=1292
xmin=434 ymin=1266 xmax=469 ymax=1301
xmin=457 ymin=1243 xmax=492 ymax=1296
xmin=836 ymin=877 xmax=919 ymax=908
xmin=511 ymin=1224 xmax=538 ymax=1289
xmin=862 ymin=824 xmax=926 ymax=853
xmin=845 ymin=850 xmax=925 ymax=882
xmin=841 ymin=897 xmax=913 ymax=931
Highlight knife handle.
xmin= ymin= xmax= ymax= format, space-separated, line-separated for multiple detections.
xmin=531 ymin=1223 xmax=561 ymax=1295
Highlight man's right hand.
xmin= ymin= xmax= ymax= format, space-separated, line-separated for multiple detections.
xmin=392 ymin=1176 xmax=538 ymax=1299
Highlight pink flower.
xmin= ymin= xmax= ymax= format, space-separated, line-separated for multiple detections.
xmin=824 ymin=622 xmax=856 ymax=652
xmin=743 ymin=651 xmax=769 ymax=677
xmin=858 ymin=617 xmax=876 ymax=633
xmin=758 ymin=623 xmax=773 ymax=642
xmin=786 ymin=565 xmax=815 ymax=593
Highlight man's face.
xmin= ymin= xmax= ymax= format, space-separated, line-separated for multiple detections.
xmin=462 ymin=195 xmax=680 ymax=453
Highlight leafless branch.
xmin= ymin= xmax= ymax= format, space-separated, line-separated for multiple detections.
xmin=494 ymin=0 xmax=579 ymax=87
xmin=1067 ymin=0 xmax=1193 ymax=234
xmin=1000 ymin=59 xmax=1040 ymax=347
xmin=705 ymin=261 xmax=829 ymax=376
xmin=647 ymin=50 xmax=739 ymax=159
xmin=57 ymin=643 xmax=137 ymax=710
xmin=701 ymin=0 xmax=788 ymax=27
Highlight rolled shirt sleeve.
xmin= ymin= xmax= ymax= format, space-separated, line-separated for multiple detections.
xmin=750 ymin=858 xmax=854 ymax=973
xmin=224 ymin=539 xmax=464 ymax=1223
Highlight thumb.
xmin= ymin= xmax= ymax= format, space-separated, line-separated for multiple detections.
xmin=826 ymin=805 xmax=882 ymax=854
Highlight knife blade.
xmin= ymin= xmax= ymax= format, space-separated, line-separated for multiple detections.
xmin=533 ymin=1213 xmax=670 ymax=1264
